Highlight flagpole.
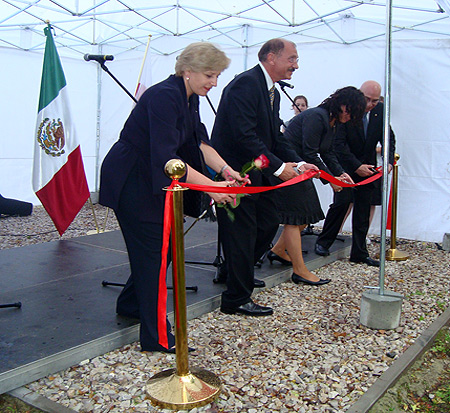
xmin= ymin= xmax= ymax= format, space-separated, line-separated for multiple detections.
xmin=135 ymin=35 xmax=152 ymax=96
xmin=88 ymin=197 xmax=100 ymax=233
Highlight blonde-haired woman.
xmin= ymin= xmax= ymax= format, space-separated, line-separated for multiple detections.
xmin=100 ymin=42 xmax=244 ymax=353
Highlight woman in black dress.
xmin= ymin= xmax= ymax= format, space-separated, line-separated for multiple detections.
xmin=268 ymin=86 xmax=365 ymax=285
xmin=99 ymin=42 xmax=244 ymax=353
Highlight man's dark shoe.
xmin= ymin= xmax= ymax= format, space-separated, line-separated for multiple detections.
xmin=220 ymin=300 xmax=273 ymax=316
xmin=314 ymin=243 xmax=330 ymax=256
xmin=253 ymin=278 xmax=266 ymax=288
xmin=349 ymin=256 xmax=380 ymax=267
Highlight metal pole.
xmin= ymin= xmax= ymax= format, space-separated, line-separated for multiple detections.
xmin=171 ymin=178 xmax=189 ymax=376
xmin=386 ymin=154 xmax=409 ymax=261
xmin=94 ymin=46 xmax=102 ymax=193
xmin=243 ymin=24 xmax=249 ymax=70
xmin=378 ymin=0 xmax=394 ymax=296
xmin=359 ymin=0 xmax=403 ymax=331
xmin=147 ymin=159 xmax=221 ymax=410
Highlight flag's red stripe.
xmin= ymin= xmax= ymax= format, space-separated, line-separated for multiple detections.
xmin=36 ymin=146 xmax=90 ymax=236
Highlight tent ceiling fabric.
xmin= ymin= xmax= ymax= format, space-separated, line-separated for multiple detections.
xmin=0 ymin=0 xmax=449 ymax=57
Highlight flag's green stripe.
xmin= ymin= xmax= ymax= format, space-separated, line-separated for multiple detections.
xmin=38 ymin=26 xmax=67 ymax=112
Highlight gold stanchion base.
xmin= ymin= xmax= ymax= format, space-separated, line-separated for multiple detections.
xmin=386 ymin=248 xmax=409 ymax=261
xmin=146 ymin=367 xmax=221 ymax=410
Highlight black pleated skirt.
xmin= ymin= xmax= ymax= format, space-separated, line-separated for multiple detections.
xmin=274 ymin=179 xmax=324 ymax=225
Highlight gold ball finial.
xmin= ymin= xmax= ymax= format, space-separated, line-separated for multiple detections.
xmin=394 ymin=153 xmax=400 ymax=161
xmin=165 ymin=159 xmax=186 ymax=180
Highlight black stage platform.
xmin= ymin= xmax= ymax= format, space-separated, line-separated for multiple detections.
xmin=0 ymin=219 xmax=351 ymax=394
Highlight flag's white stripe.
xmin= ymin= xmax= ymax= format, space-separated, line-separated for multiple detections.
xmin=32 ymin=85 xmax=78 ymax=191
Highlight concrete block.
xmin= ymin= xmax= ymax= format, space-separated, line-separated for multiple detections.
xmin=360 ymin=289 xmax=403 ymax=330
xmin=442 ymin=233 xmax=450 ymax=251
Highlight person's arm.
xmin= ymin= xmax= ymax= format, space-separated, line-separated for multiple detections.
xmin=294 ymin=110 xmax=332 ymax=174
xmin=218 ymin=75 xmax=287 ymax=175
xmin=200 ymin=142 xmax=248 ymax=184
xmin=334 ymin=123 xmax=366 ymax=175
xmin=185 ymin=164 xmax=237 ymax=204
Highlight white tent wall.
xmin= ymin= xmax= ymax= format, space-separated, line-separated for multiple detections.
xmin=280 ymin=39 xmax=450 ymax=243
xmin=0 ymin=47 xmax=98 ymax=205
xmin=1 ymin=36 xmax=450 ymax=242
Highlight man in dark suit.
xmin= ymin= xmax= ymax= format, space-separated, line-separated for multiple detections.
xmin=315 ymin=80 xmax=395 ymax=266
xmin=211 ymin=38 xmax=318 ymax=316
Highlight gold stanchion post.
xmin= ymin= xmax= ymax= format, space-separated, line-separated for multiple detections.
xmin=386 ymin=153 xmax=409 ymax=261
xmin=146 ymin=159 xmax=221 ymax=410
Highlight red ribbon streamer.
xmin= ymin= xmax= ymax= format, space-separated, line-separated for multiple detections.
xmin=386 ymin=161 xmax=396 ymax=230
xmin=157 ymin=181 xmax=175 ymax=349
xmin=156 ymin=168 xmax=382 ymax=348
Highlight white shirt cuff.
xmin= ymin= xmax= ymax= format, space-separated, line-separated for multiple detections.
xmin=296 ymin=161 xmax=306 ymax=172
xmin=273 ymin=163 xmax=285 ymax=177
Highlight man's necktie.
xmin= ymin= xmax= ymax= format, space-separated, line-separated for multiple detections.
xmin=363 ymin=112 xmax=369 ymax=138
xmin=269 ymin=85 xmax=275 ymax=109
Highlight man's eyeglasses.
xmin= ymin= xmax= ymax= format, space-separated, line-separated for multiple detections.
xmin=287 ymin=57 xmax=299 ymax=63
xmin=364 ymin=96 xmax=380 ymax=105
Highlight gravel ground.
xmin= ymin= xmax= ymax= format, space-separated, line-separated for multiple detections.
xmin=1 ymin=204 xmax=449 ymax=412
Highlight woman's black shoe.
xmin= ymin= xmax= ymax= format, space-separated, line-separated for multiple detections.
xmin=267 ymin=251 xmax=292 ymax=266
xmin=291 ymin=273 xmax=331 ymax=286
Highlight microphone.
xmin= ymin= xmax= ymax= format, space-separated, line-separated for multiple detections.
xmin=84 ymin=54 xmax=114 ymax=63
xmin=277 ymin=80 xmax=294 ymax=89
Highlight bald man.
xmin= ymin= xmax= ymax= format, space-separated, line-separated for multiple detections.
xmin=315 ymin=81 xmax=395 ymax=266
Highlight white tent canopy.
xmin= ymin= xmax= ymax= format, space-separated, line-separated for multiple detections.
xmin=1 ymin=1 xmax=450 ymax=55
xmin=1 ymin=0 xmax=449 ymax=242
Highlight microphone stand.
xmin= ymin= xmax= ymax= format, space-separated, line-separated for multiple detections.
xmin=99 ymin=62 xmax=138 ymax=104
xmin=278 ymin=82 xmax=301 ymax=113
xmin=184 ymin=95 xmax=226 ymax=284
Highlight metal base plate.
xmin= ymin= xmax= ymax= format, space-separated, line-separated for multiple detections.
xmin=146 ymin=367 xmax=221 ymax=410
xmin=386 ymin=248 xmax=409 ymax=261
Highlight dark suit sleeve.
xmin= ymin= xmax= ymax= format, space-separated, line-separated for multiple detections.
xmin=286 ymin=110 xmax=342 ymax=175
xmin=147 ymin=88 xmax=188 ymax=191
xmin=383 ymin=127 xmax=396 ymax=165
xmin=215 ymin=75 xmax=300 ymax=176
xmin=388 ymin=127 xmax=395 ymax=165
xmin=334 ymin=123 xmax=363 ymax=174
xmin=373 ymin=103 xmax=396 ymax=166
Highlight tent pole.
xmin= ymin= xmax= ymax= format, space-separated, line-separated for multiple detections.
xmin=243 ymin=24 xmax=249 ymax=70
xmin=379 ymin=0 xmax=394 ymax=295
xmin=359 ymin=0 xmax=403 ymax=331
xmin=94 ymin=46 xmax=103 ymax=193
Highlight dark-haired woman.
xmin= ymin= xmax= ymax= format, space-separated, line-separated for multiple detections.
xmin=269 ymin=86 xmax=366 ymax=286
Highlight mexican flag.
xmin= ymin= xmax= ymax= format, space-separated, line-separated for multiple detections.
xmin=32 ymin=25 xmax=90 ymax=236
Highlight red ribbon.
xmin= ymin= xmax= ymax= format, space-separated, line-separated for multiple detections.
xmin=157 ymin=181 xmax=175 ymax=349
xmin=156 ymin=168 xmax=382 ymax=348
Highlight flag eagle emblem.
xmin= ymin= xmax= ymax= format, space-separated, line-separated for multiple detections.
xmin=36 ymin=117 xmax=66 ymax=156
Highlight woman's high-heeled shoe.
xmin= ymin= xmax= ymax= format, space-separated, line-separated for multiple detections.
xmin=267 ymin=251 xmax=292 ymax=266
xmin=291 ymin=273 xmax=331 ymax=286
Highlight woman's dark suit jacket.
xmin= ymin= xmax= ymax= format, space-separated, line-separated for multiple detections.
xmin=99 ymin=75 xmax=208 ymax=223
xmin=284 ymin=106 xmax=344 ymax=177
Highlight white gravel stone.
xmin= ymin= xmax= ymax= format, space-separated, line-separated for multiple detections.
xmin=2 ymin=205 xmax=449 ymax=412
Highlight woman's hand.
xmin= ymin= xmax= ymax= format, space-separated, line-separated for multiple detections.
xmin=207 ymin=181 xmax=237 ymax=205
xmin=221 ymin=166 xmax=250 ymax=186
xmin=338 ymin=172 xmax=354 ymax=185
xmin=331 ymin=182 xmax=343 ymax=192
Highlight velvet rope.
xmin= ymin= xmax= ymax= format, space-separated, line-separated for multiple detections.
xmin=157 ymin=167 xmax=382 ymax=347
